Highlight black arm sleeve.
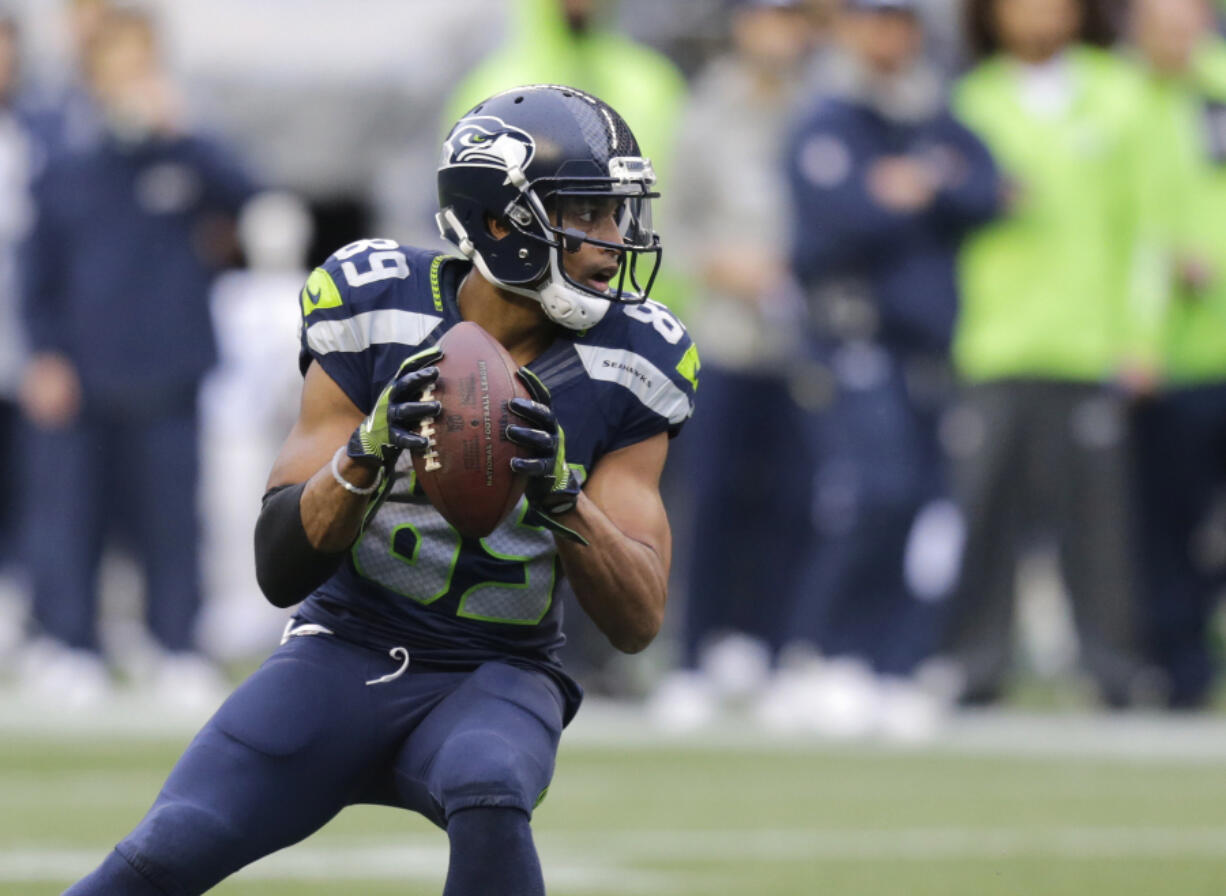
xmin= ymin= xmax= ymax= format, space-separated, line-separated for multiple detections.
xmin=253 ymin=483 xmax=347 ymax=608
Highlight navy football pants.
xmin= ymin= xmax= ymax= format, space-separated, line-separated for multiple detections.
xmin=65 ymin=635 xmax=566 ymax=894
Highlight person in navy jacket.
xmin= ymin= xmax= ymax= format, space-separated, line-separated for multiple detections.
xmin=17 ymin=7 xmax=256 ymax=703
xmin=777 ymin=0 xmax=1000 ymax=723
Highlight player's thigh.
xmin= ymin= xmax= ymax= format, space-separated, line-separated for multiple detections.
xmin=117 ymin=635 xmax=388 ymax=892
xmin=393 ymin=662 xmax=565 ymax=824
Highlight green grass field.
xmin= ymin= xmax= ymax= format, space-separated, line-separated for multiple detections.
xmin=3 ymin=705 xmax=1226 ymax=895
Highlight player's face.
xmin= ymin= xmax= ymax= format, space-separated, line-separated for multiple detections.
xmin=555 ymin=196 xmax=625 ymax=295
xmin=992 ymin=0 xmax=1080 ymax=62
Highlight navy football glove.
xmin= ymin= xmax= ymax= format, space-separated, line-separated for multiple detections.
xmin=348 ymin=346 xmax=443 ymax=465
xmin=507 ymin=368 xmax=587 ymax=544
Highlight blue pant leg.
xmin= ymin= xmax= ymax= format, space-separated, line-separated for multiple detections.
xmin=126 ymin=400 xmax=202 ymax=652
xmin=67 ymin=636 xmax=387 ymax=895
xmin=65 ymin=849 xmax=164 ymax=895
xmin=796 ymin=355 xmax=938 ymax=674
xmin=0 ymin=399 xmax=19 ymax=569
xmin=392 ymin=662 xmax=565 ymax=825
xmin=25 ymin=413 xmax=108 ymax=649
xmin=443 ymin=807 xmax=544 ymax=896
xmin=727 ymin=373 xmax=814 ymax=654
xmin=679 ymin=366 xmax=761 ymax=666
xmin=1133 ymin=386 xmax=1226 ymax=706
xmin=880 ymin=389 xmax=955 ymax=675
xmin=680 ymin=367 xmax=812 ymax=664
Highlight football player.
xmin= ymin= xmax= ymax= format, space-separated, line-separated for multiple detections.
xmin=65 ymin=84 xmax=697 ymax=896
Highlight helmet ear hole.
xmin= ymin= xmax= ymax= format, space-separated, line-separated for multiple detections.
xmin=485 ymin=213 xmax=512 ymax=240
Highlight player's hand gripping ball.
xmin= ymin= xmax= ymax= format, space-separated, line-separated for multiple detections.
xmin=348 ymin=346 xmax=444 ymax=464
xmin=504 ymin=369 xmax=587 ymax=544
xmin=409 ymin=321 xmax=532 ymax=538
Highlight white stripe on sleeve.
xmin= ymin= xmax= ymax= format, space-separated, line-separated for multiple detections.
xmin=306 ymin=310 xmax=443 ymax=356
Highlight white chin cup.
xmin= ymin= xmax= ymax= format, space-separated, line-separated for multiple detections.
xmin=537 ymin=282 xmax=610 ymax=330
xmin=533 ymin=247 xmax=610 ymax=330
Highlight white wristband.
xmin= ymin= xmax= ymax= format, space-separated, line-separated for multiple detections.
xmin=330 ymin=446 xmax=384 ymax=496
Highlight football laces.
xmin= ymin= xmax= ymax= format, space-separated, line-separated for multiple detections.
xmin=417 ymin=383 xmax=441 ymax=471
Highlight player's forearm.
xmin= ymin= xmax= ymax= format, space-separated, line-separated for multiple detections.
xmin=555 ymin=494 xmax=669 ymax=654
xmin=299 ymin=454 xmax=381 ymax=552
xmin=254 ymin=459 xmax=376 ymax=609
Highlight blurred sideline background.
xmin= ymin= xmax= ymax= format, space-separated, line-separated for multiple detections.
xmin=0 ymin=0 xmax=1223 ymax=725
xmin=2 ymin=0 xmax=1226 ymax=891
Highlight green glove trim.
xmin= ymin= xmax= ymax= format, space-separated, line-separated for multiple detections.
xmin=350 ymin=345 xmax=443 ymax=463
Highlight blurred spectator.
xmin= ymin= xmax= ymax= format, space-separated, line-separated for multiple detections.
xmin=1128 ymin=0 xmax=1226 ymax=708
xmin=646 ymin=0 xmax=823 ymax=730
xmin=443 ymin=0 xmax=686 ymax=183
xmin=934 ymin=0 xmax=1159 ymax=707
xmin=197 ymin=191 xmax=310 ymax=662
xmin=766 ymin=0 xmax=998 ymax=737
xmin=0 ymin=12 xmax=59 ymax=639
xmin=16 ymin=6 xmax=257 ymax=708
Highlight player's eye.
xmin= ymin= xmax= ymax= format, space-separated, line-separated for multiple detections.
xmin=574 ymin=201 xmax=599 ymax=224
xmin=564 ymin=198 xmax=619 ymax=228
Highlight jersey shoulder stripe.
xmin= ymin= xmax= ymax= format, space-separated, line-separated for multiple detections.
xmin=573 ymin=342 xmax=692 ymax=425
xmin=573 ymin=298 xmax=699 ymax=440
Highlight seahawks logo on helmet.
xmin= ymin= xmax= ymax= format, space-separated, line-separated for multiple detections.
xmin=442 ymin=116 xmax=536 ymax=172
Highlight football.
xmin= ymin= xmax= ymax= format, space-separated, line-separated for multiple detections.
xmin=411 ymin=321 xmax=530 ymax=538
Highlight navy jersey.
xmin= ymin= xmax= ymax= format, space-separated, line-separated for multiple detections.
xmin=294 ymin=239 xmax=698 ymax=714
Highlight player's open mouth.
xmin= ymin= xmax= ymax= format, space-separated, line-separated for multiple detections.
xmin=586 ymin=266 xmax=619 ymax=293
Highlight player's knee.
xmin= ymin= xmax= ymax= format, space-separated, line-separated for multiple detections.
xmin=115 ymin=800 xmax=245 ymax=895
xmin=431 ymin=729 xmax=547 ymax=817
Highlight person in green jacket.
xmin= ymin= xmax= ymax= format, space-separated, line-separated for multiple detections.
xmin=933 ymin=0 xmax=1161 ymax=707
xmin=1129 ymin=0 xmax=1226 ymax=708
xmin=443 ymin=0 xmax=686 ymax=169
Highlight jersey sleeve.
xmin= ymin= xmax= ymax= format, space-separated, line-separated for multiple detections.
xmin=297 ymin=240 xmax=445 ymax=412
xmin=578 ymin=299 xmax=700 ymax=454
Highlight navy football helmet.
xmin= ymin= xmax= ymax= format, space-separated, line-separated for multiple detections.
xmin=436 ymin=84 xmax=661 ymax=329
